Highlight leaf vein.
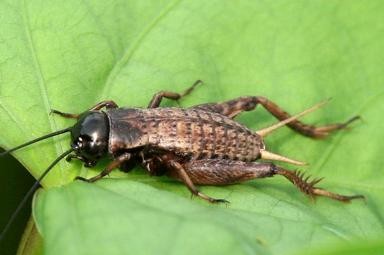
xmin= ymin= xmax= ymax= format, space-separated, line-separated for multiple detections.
xmin=21 ymin=0 xmax=66 ymax=184
xmin=98 ymin=0 xmax=182 ymax=100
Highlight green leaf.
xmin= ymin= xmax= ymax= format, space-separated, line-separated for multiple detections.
xmin=34 ymin=180 xmax=270 ymax=255
xmin=1 ymin=0 xmax=383 ymax=254
xmin=294 ymin=238 xmax=384 ymax=255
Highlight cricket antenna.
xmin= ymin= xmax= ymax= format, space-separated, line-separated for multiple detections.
xmin=0 ymin=148 xmax=74 ymax=242
xmin=0 ymin=127 xmax=72 ymax=156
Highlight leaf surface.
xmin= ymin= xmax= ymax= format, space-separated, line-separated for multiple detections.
xmin=0 ymin=1 xmax=383 ymax=254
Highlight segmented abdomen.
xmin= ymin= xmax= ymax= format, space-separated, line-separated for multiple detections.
xmin=108 ymin=108 xmax=263 ymax=161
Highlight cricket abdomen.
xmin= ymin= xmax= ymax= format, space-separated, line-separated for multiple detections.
xmin=107 ymin=107 xmax=264 ymax=161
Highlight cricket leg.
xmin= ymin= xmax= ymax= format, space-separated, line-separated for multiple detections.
xmin=166 ymin=159 xmax=229 ymax=203
xmin=88 ymin=100 xmax=119 ymax=111
xmin=147 ymin=80 xmax=202 ymax=108
xmin=65 ymin=154 xmax=98 ymax=168
xmin=50 ymin=110 xmax=80 ymax=119
xmin=191 ymin=96 xmax=258 ymax=119
xmin=51 ymin=100 xmax=119 ymax=119
xmin=75 ymin=153 xmax=131 ymax=182
xmin=183 ymin=159 xmax=364 ymax=202
xmin=275 ymin=167 xmax=364 ymax=202
xmin=192 ymin=96 xmax=359 ymax=138
xmin=183 ymin=159 xmax=276 ymax=185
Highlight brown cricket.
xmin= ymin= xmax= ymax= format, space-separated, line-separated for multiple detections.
xmin=0 ymin=80 xmax=364 ymax=239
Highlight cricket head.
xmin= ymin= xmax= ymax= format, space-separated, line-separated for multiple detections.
xmin=0 ymin=110 xmax=111 ymax=172
xmin=70 ymin=111 xmax=109 ymax=166
xmin=0 ymin=109 xmax=112 ymax=241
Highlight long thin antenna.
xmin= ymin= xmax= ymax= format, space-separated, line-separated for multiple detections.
xmin=0 ymin=148 xmax=74 ymax=242
xmin=0 ymin=127 xmax=72 ymax=156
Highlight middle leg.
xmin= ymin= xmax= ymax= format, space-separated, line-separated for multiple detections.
xmin=164 ymin=158 xmax=229 ymax=203
xmin=147 ymin=80 xmax=202 ymax=108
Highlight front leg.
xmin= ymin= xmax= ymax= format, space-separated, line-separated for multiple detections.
xmin=183 ymin=159 xmax=364 ymax=202
xmin=148 ymin=80 xmax=202 ymax=108
xmin=75 ymin=153 xmax=131 ymax=182
xmin=66 ymin=154 xmax=97 ymax=168
xmin=88 ymin=100 xmax=119 ymax=111
xmin=51 ymin=100 xmax=119 ymax=119
xmin=50 ymin=110 xmax=80 ymax=119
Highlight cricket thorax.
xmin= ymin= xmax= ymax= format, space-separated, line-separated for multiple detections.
xmin=107 ymin=107 xmax=263 ymax=161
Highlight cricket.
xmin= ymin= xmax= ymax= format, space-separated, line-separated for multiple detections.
xmin=0 ymin=80 xmax=364 ymax=240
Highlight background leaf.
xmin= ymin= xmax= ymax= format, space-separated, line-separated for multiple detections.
xmin=0 ymin=0 xmax=383 ymax=254
xmin=0 ymin=150 xmax=35 ymax=255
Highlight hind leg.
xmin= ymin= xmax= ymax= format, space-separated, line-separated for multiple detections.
xmin=192 ymin=96 xmax=359 ymax=138
xmin=182 ymin=159 xmax=364 ymax=202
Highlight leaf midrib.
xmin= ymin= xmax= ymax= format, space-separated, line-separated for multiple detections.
xmin=21 ymin=0 xmax=66 ymax=183
xmin=98 ymin=0 xmax=182 ymax=100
